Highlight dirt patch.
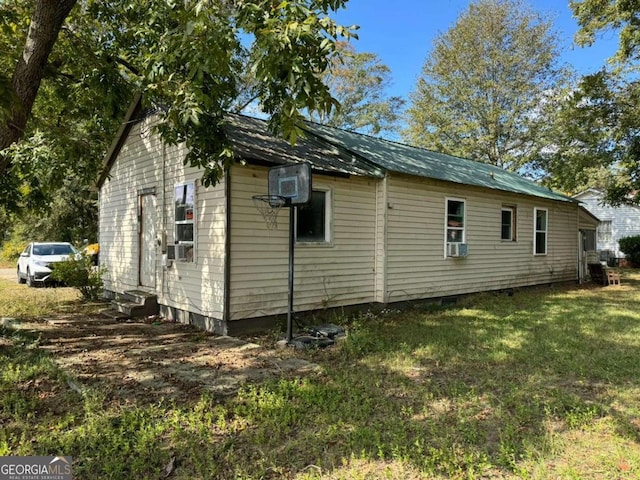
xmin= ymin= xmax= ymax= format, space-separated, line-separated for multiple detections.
xmin=8 ymin=313 xmax=320 ymax=404
xmin=0 ymin=268 xmax=16 ymax=282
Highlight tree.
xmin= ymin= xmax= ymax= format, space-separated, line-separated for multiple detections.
xmin=404 ymin=0 xmax=567 ymax=171
xmin=532 ymin=70 xmax=640 ymax=201
xmin=305 ymin=41 xmax=403 ymax=137
xmin=0 ymin=0 xmax=357 ymax=208
xmin=571 ymin=0 xmax=640 ymax=65
xmin=0 ymin=0 xmax=76 ymax=159
xmin=560 ymin=0 xmax=640 ymax=205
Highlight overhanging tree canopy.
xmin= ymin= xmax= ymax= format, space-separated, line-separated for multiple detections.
xmin=0 ymin=0 xmax=357 ymax=208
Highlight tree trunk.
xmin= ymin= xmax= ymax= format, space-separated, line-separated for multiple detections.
xmin=0 ymin=0 xmax=77 ymax=175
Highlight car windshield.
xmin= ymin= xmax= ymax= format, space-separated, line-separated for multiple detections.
xmin=33 ymin=244 xmax=75 ymax=256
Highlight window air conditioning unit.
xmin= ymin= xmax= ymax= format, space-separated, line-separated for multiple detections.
xmin=447 ymin=243 xmax=468 ymax=258
xmin=166 ymin=245 xmax=189 ymax=261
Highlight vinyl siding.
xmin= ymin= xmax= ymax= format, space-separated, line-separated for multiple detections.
xmin=102 ymin=123 xmax=583 ymax=327
xmin=100 ymin=119 xmax=163 ymax=292
xmin=228 ymin=164 xmax=377 ymax=320
xmin=159 ymin=143 xmax=226 ymax=321
xmin=99 ymin=117 xmax=226 ymax=320
xmin=384 ymin=174 xmax=578 ymax=302
xmin=574 ymin=190 xmax=640 ymax=257
xmin=374 ymin=176 xmax=388 ymax=302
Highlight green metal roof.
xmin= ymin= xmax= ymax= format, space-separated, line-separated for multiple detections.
xmin=302 ymin=122 xmax=574 ymax=203
xmin=101 ymin=100 xmax=574 ymax=205
xmin=225 ymin=114 xmax=380 ymax=177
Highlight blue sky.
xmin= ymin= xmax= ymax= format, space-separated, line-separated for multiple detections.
xmin=333 ymin=0 xmax=620 ymax=101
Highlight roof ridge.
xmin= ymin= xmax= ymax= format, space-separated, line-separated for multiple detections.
xmin=229 ymin=113 xmax=524 ymax=179
xmin=300 ymin=117 xmax=511 ymax=172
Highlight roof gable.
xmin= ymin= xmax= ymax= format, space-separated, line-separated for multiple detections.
xmin=573 ymin=188 xmax=604 ymax=201
xmin=97 ymin=93 xmax=143 ymax=188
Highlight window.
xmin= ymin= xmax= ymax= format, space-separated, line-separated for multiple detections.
xmin=296 ymin=190 xmax=330 ymax=243
xmin=534 ymin=208 xmax=548 ymax=255
xmin=444 ymin=198 xmax=466 ymax=258
xmin=597 ymin=220 xmax=612 ymax=244
xmin=501 ymin=206 xmax=516 ymax=241
xmin=446 ymin=199 xmax=465 ymax=243
xmin=583 ymin=230 xmax=596 ymax=251
xmin=174 ymin=181 xmax=195 ymax=261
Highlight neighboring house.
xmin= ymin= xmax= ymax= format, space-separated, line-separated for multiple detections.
xmin=98 ymin=97 xmax=598 ymax=335
xmin=573 ymin=188 xmax=640 ymax=262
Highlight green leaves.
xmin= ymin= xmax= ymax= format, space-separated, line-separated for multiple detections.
xmin=571 ymin=0 xmax=640 ymax=65
xmin=305 ymin=41 xmax=404 ymax=137
xmin=1 ymin=0 xmax=356 ymax=204
xmin=536 ymin=68 xmax=640 ymax=204
xmin=541 ymin=1 xmax=640 ymax=204
xmin=126 ymin=0 xmax=356 ymax=185
xmin=404 ymin=0 xmax=567 ymax=171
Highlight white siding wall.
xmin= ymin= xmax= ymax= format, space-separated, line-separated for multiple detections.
xmin=159 ymin=143 xmax=226 ymax=321
xmin=384 ymin=174 xmax=578 ymax=302
xmin=99 ymin=118 xmax=226 ymax=320
xmin=575 ymin=190 xmax=640 ymax=257
xmin=100 ymin=120 xmax=163 ymax=292
xmin=228 ymin=164 xmax=378 ymax=320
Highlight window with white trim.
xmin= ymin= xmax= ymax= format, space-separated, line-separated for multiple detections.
xmin=534 ymin=208 xmax=548 ymax=255
xmin=501 ymin=206 xmax=516 ymax=241
xmin=445 ymin=198 xmax=467 ymax=249
xmin=296 ymin=190 xmax=331 ymax=244
xmin=597 ymin=220 xmax=612 ymax=244
xmin=174 ymin=181 xmax=195 ymax=261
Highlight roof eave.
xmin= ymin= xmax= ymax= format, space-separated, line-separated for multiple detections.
xmin=97 ymin=92 xmax=143 ymax=189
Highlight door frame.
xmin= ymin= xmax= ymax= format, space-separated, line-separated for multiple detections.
xmin=137 ymin=187 xmax=157 ymax=289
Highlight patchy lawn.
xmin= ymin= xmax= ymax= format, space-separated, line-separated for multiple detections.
xmin=2 ymin=273 xmax=640 ymax=479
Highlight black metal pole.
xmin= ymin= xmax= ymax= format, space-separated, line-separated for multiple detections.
xmin=287 ymin=205 xmax=295 ymax=343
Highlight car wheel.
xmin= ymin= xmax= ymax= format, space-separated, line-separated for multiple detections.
xmin=26 ymin=268 xmax=34 ymax=287
xmin=17 ymin=267 xmax=26 ymax=284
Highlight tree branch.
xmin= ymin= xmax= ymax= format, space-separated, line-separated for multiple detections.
xmin=0 ymin=0 xmax=77 ymax=175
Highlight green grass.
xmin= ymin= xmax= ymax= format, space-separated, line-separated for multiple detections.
xmin=2 ymin=274 xmax=640 ymax=478
xmin=0 ymin=277 xmax=80 ymax=318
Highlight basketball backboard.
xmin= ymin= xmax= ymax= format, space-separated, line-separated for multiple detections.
xmin=268 ymin=163 xmax=312 ymax=205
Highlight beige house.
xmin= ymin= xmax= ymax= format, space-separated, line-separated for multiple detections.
xmin=98 ymin=98 xmax=598 ymax=334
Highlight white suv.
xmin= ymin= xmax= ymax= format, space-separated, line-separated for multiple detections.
xmin=17 ymin=242 xmax=78 ymax=287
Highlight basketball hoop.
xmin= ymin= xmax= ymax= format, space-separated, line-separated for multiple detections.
xmin=252 ymin=195 xmax=287 ymax=230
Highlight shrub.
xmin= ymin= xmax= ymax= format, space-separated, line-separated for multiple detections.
xmin=1 ymin=238 xmax=26 ymax=262
xmin=51 ymin=255 xmax=106 ymax=301
xmin=618 ymin=235 xmax=640 ymax=267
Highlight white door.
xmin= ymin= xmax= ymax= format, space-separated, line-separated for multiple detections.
xmin=139 ymin=193 xmax=157 ymax=289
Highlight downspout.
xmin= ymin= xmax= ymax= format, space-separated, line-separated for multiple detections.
xmin=223 ymin=167 xmax=231 ymax=332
